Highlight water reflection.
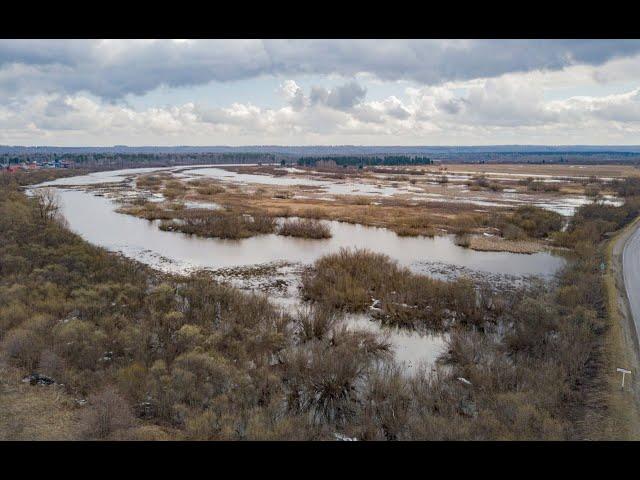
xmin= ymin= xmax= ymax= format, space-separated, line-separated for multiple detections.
xmin=50 ymin=189 xmax=565 ymax=276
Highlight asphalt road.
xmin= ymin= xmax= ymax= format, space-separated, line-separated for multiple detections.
xmin=623 ymin=223 xmax=640 ymax=340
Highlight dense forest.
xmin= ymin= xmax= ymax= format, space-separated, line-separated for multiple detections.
xmin=0 ymin=153 xmax=282 ymax=170
xmin=3 ymin=144 xmax=640 ymax=167
xmin=297 ymin=156 xmax=433 ymax=167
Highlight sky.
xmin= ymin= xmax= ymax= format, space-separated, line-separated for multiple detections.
xmin=2 ymin=39 xmax=640 ymax=146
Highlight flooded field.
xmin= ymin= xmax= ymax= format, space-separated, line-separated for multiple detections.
xmin=181 ymin=165 xmax=621 ymax=216
xmin=31 ymin=165 xmax=577 ymax=371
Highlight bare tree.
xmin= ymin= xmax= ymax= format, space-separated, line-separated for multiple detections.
xmin=33 ymin=187 xmax=60 ymax=221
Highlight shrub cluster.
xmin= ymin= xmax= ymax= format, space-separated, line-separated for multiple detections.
xmin=277 ymin=219 xmax=332 ymax=239
xmin=301 ymin=248 xmax=496 ymax=330
xmin=159 ymin=210 xmax=277 ymax=239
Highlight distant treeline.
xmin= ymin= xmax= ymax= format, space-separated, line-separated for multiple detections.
xmin=297 ymin=155 xmax=433 ymax=167
xmin=3 ymin=148 xmax=640 ymax=169
xmin=0 ymin=152 xmax=282 ymax=170
xmin=3 ymin=144 xmax=640 ymax=155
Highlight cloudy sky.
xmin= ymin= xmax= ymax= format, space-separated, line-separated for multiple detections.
xmin=2 ymin=39 xmax=640 ymax=146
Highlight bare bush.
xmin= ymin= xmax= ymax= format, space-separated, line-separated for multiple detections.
xmin=278 ymin=219 xmax=332 ymax=239
xmin=296 ymin=305 xmax=341 ymax=343
xmin=81 ymin=386 xmax=134 ymax=439
xmin=33 ymin=187 xmax=60 ymax=221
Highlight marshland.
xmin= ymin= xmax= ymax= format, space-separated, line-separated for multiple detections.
xmin=3 ymin=162 xmax=640 ymax=440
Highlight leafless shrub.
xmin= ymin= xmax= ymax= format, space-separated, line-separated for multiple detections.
xmin=454 ymin=233 xmax=471 ymax=248
xmin=81 ymin=386 xmax=135 ymax=439
xmin=296 ymin=305 xmax=341 ymax=343
xmin=33 ymin=187 xmax=60 ymax=221
xmin=160 ymin=210 xmax=277 ymax=239
xmin=278 ymin=219 xmax=331 ymax=239
xmin=1 ymin=328 xmax=43 ymax=369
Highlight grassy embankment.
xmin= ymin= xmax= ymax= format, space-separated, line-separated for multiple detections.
xmin=601 ymin=216 xmax=640 ymax=439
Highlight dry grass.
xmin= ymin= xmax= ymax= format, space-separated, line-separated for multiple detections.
xmin=0 ymin=365 xmax=82 ymax=440
xmin=121 ymin=169 xmax=515 ymax=235
xmin=115 ymin=168 xmax=605 ymax=245
xmin=428 ymin=163 xmax=640 ymax=179
xmin=598 ymin=219 xmax=640 ymax=439
xmin=465 ymin=235 xmax=545 ymax=254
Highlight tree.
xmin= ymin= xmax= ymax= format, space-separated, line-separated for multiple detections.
xmin=33 ymin=187 xmax=60 ymax=221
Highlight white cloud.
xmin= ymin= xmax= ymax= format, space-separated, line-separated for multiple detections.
xmin=2 ymin=40 xmax=640 ymax=145
xmin=4 ymin=76 xmax=638 ymax=146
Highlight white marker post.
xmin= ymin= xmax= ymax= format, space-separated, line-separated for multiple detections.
xmin=617 ymin=367 xmax=632 ymax=389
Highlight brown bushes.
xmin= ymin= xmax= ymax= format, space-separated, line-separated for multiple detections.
xmin=283 ymin=322 xmax=391 ymax=426
xmin=508 ymin=206 xmax=563 ymax=239
xmin=554 ymin=199 xmax=640 ymax=248
xmin=468 ymin=175 xmax=503 ymax=192
xmin=393 ymin=215 xmax=436 ymax=237
xmin=277 ymin=219 xmax=332 ymax=239
xmin=135 ymin=174 xmax=165 ymax=188
xmin=301 ymin=248 xmax=487 ymax=330
xmin=1 ymin=328 xmax=43 ymax=370
xmin=295 ymin=305 xmax=341 ymax=343
xmin=454 ymin=233 xmax=471 ymax=247
xmin=195 ymin=183 xmax=225 ymax=196
xmin=80 ymin=386 xmax=135 ymax=439
xmin=302 ymin=248 xmax=396 ymax=311
xmin=32 ymin=188 xmax=61 ymax=221
xmin=520 ymin=178 xmax=561 ymax=192
xmin=160 ymin=211 xmax=277 ymax=239
xmin=487 ymin=205 xmax=563 ymax=240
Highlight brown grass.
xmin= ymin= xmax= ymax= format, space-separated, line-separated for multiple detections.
xmin=465 ymin=235 xmax=545 ymax=254
xmin=599 ymin=218 xmax=640 ymax=439
xmin=0 ymin=365 xmax=82 ymax=440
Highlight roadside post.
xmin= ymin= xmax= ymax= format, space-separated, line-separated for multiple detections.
xmin=617 ymin=367 xmax=632 ymax=390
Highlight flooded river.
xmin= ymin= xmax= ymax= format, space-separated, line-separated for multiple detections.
xmin=52 ymin=188 xmax=564 ymax=276
xmin=182 ymin=166 xmax=621 ymax=216
xmin=32 ymin=167 xmax=569 ymax=371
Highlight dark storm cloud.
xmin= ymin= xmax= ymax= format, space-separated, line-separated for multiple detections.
xmin=1 ymin=39 xmax=640 ymax=100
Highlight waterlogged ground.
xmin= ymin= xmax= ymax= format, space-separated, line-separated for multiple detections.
xmin=32 ymin=165 xmax=580 ymax=370
xmin=181 ymin=165 xmax=622 ymax=216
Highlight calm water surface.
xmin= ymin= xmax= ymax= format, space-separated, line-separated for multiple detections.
xmin=50 ymin=189 xmax=564 ymax=276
